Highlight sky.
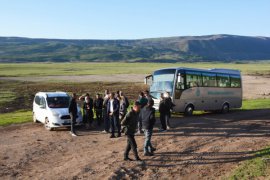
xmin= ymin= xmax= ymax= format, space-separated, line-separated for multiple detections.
xmin=0 ymin=0 xmax=269 ymax=39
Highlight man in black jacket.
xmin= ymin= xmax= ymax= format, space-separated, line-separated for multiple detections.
xmin=69 ymin=93 xmax=78 ymax=136
xmin=140 ymin=99 xmax=156 ymax=156
xmin=94 ymin=93 xmax=103 ymax=126
xmin=121 ymin=101 xmax=142 ymax=161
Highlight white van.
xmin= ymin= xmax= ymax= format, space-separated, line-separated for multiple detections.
xmin=33 ymin=92 xmax=82 ymax=130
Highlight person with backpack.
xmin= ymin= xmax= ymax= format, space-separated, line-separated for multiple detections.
xmin=121 ymin=101 xmax=142 ymax=161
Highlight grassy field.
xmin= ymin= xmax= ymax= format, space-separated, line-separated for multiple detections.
xmin=0 ymin=111 xmax=32 ymax=126
xmin=228 ymin=146 xmax=270 ymax=180
xmin=0 ymin=62 xmax=270 ymax=77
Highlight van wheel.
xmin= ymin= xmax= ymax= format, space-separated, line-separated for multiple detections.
xmin=33 ymin=113 xmax=38 ymax=123
xmin=44 ymin=118 xmax=53 ymax=131
xmin=184 ymin=105 xmax=194 ymax=116
xmin=221 ymin=103 xmax=230 ymax=114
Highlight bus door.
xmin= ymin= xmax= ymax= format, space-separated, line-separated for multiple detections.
xmin=173 ymin=71 xmax=185 ymax=112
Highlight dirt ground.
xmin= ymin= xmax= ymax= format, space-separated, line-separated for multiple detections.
xmin=0 ymin=74 xmax=270 ymax=179
xmin=0 ymin=109 xmax=270 ymax=179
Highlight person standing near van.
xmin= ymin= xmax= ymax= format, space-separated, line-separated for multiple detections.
xmin=94 ymin=93 xmax=103 ymax=126
xmin=69 ymin=93 xmax=78 ymax=136
xmin=107 ymin=92 xmax=121 ymax=138
xmin=140 ymin=99 xmax=156 ymax=156
xmin=121 ymin=101 xmax=142 ymax=161
xmin=102 ymin=89 xmax=110 ymax=133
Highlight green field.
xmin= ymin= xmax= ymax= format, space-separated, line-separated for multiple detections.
xmin=0 ymin=62 xmax=270 ymax=77
xmin=228 ymin=146 xmax=270 ymax=180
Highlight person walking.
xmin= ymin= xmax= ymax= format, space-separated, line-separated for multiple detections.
xmin=107 ymin=92 xmax=121 ymax=138
xmin=102 ymin=89 xmax=110 ymax=133
xmin=94 ymin=93 xmax=103 ymax=127
xmin=82 ymin=96 xmax=94 ymax=129
xmin=140 ymin=99 xmax=156 ymax=156
xmin=121 ymin=101 xmax=142 ymax=161
xmin=69 ymin=93 xmax=78 ymax=136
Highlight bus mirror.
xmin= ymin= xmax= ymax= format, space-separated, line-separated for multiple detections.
xmin=145 ymin=75 xmax=153 ymax=85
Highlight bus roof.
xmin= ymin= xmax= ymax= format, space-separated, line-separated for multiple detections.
xmin=155 ymin=67 xmax=241 ymax=75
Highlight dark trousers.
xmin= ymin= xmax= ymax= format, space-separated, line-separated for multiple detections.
xmin=103 ymin=108 xmax=110 ymax=131
xmin=109 ymin=114 xmax=121 ymax=135
xmin=83 ymin=111 xmax=93 ymax=125
xmin=124 ymin=134 xmax=139 ymax=159
xmin=160 ymin=113 xmax=167 ymax=130
xmin=95 ymin=109 xmax=102 ymax=126
xmin=70 ymin=113 xmax=76 ymax=133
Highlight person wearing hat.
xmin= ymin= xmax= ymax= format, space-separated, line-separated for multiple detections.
xmin=121 ymin=101 xmax=142 ymax=161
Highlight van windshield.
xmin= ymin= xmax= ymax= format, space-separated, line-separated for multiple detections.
xmin=47 ymin=96 xmax=70 ymax=108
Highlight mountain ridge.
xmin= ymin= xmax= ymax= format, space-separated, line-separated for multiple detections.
xmin=0 ymin=34 xmax=270 ymax=62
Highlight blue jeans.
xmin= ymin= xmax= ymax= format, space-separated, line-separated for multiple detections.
xmin=103 ymin=109 xmax=109 ymax=131
xmin=143 ymin=129 xmax=153 ymax=153
xmin=109 ymin=114 xmax=121 ymax=135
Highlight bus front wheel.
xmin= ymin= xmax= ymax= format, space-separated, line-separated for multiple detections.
xmin=221 ymin=103 xmax=230 ymax=114
xmin=185 ymin=105 xmax=194 ymax=116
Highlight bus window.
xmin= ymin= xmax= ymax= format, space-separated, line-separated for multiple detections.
xmin=176 ymin=73 xmax=185 ymax=90
xmin=186 ymin=71 xmax=202 ymax=88
xmin=175 ymin=73 xmax=185 ymax=99
xmin=202 ymin=73 xmax=217 ymax=87
xmin=230 ymin=75 xmax=241 ymax=88
xmin=217 ymin=74 xmax=230 ymax=87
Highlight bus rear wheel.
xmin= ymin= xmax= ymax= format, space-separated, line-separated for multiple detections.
xmin=184 ymin=105 xmax=194 ymax=116
xmin=221 ymin=103 xmax=230 ymax=114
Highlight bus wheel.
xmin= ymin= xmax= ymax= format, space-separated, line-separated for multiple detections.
xmin=221 ymin=103 xmax=230 ymax=114
xmin=185 ymin=105 xmax=194 ymax=116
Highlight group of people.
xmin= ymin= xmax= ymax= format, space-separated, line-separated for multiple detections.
xmin=68 ymin=89 xmax=175 ymax=161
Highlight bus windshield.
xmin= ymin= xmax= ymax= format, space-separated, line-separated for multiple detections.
xmin=150 ymin=69 xmax=176 ymax=98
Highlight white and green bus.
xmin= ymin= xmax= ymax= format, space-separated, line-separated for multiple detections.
xmin=145 ymin=67 xmax=242 ymax=115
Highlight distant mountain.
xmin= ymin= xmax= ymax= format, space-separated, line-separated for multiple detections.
xmin=0 ymin=34 xmax=270 ymax=62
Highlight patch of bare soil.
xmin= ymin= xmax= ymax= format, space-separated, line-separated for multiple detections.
xmin=0 ymin=109 xmax=270 ymax=179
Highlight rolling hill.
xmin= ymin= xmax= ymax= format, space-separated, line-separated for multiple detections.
xmin=0 ymin=34 xmax=270 ymax=62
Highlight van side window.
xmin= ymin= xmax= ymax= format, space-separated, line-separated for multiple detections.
xmin=34 ymin=96 xmax=41 ymax=105
xmin=40 ymin=97 xmax=46 ymax=108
